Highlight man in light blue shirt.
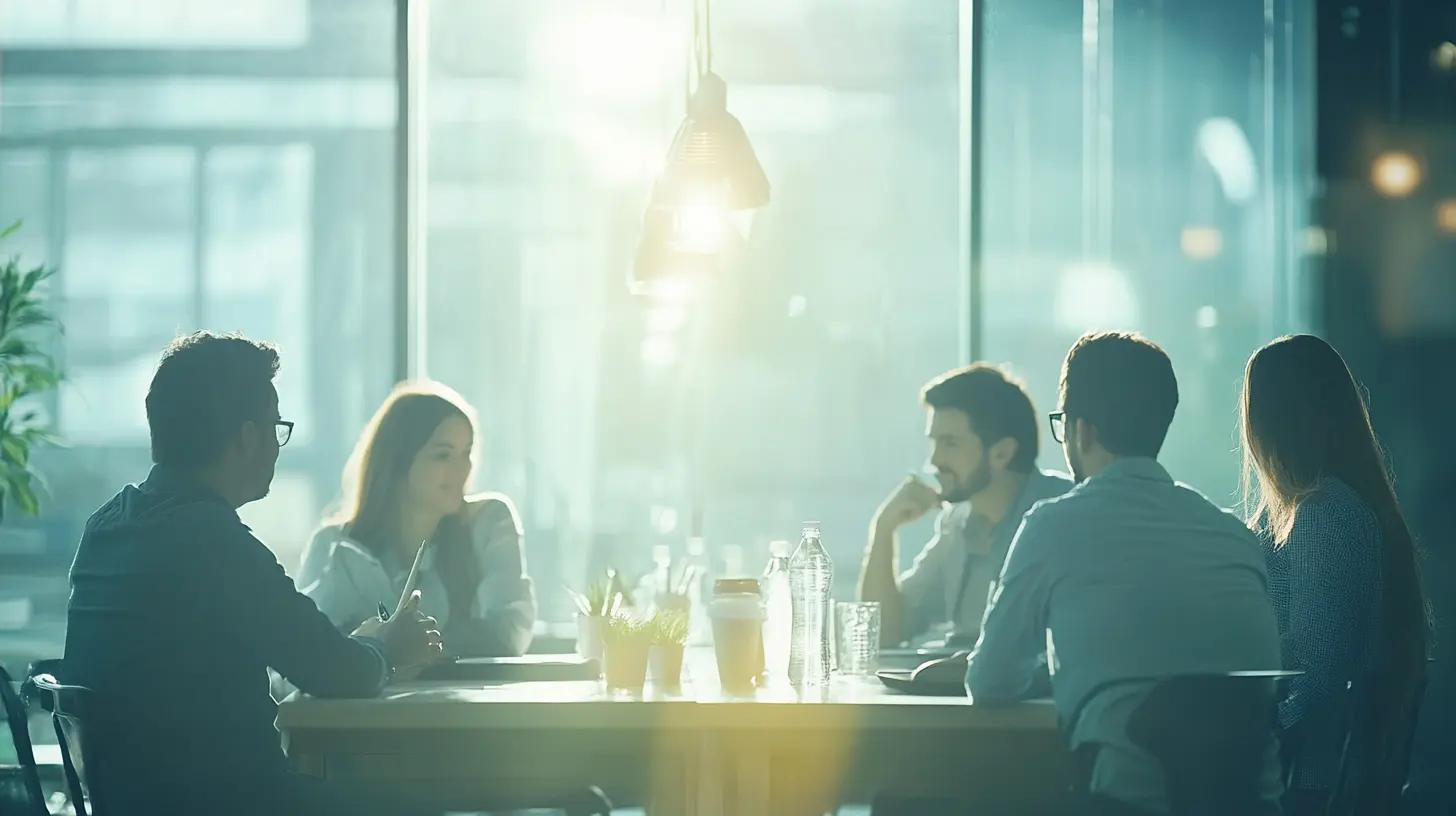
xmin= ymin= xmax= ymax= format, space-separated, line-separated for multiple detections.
xmin=859 ymin=363 xmax=1072 ymax=647
xmin=965 ymin=332 xmax=1284 ymax=813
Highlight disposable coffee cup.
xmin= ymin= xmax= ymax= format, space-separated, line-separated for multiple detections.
xmin=709 ymin=579 xmax=764 ymax=695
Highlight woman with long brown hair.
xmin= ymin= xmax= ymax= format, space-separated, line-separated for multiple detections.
xmin=297 ymin=382 xmax=536 ymax=657
xmin=1241 ymin=334 xmax=1426 ymax=815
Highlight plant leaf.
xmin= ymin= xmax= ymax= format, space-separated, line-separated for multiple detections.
xmin=11 ymin=475 xmax=39 ymax=517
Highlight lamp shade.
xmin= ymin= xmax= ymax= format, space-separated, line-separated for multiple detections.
xmin=629 ymin=73 xmax=768 ymax=297
xmin=629 ymin=205 xmax=719 ymax=299
xmin=648 ymin=72 xmax=769 ymax=213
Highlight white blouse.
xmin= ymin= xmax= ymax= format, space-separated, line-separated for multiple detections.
xmin=295 ymin=494 xmax=536 ymax=657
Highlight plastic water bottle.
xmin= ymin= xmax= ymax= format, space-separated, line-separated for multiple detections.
xmin=788 ymin=522 xmax=834 ymax=687
xmin=685 ymin=535 xmax=712 ymax=646
xmin=761 ymin=541 xmax=793 ymax=685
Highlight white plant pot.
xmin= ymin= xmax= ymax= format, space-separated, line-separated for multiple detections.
xmin=576 ymin=613 xmax=605 ymax=662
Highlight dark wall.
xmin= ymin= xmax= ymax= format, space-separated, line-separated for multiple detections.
xmin=1314 ymin=0 xmax=1456 ymax=811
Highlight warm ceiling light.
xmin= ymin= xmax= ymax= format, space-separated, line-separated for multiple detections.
xmin=630 ymin=0 xmax=769 ymax=297
xmin=1433 ymin=42 xmax=1456 ymax=72
xmin=1180 ymin=226 xmax=1223 ymax=260
xmin=1370 ymin=151 xmax=1422 ymax=198
xmin=654 ymin=73 xmax=769 ymax=218
xmin=1437 ymin=198 xmax=1456 ymax=234
xmin=629 ymin=206 xmax=718 ymax=300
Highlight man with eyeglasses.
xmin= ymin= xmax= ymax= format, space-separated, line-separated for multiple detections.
xmin=63 ymin=332 xmax=444 ymax=816
xmin=964 ymin=332 xmax=1283 ymax=813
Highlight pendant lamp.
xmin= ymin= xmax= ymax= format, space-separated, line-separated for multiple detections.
xmin=630 ymin=0 xmax=769 ymax=297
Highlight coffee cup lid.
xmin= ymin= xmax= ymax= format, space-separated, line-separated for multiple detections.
xmin=713 ymin=577 xmax=760 ymax=596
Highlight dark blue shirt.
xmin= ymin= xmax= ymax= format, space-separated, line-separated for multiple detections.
xmin=1260 ymin=477 xmax=1383 ymax=792
xmin=63 ymin=466 xmax=392 ymax=801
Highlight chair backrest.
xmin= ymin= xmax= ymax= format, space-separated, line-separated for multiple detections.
xmin=1127 ymin=673 xmax=1280 ymax=816
xmin=30 ymin=674 xmax=99 ymax=816
xmin=0 ymin=663 xmax=48 ymax=816
xmin=1331 ymin=671 xmax=1427 ymax=816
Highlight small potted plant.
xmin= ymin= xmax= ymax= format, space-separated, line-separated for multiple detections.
xmin=0 ymin=223 xmax=60 ymax=522
xmin=649 ymin=609 xmax=688 ymax=690
xmin=602 ymin=613 xmax=653 ymax=693
xmin=568 ymin=572 xmax=626 ymax=663
xmin=0 ymin=223 xmax=61 ymax=631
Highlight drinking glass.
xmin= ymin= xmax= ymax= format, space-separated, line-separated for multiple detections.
xmin=836 ymin=601 xmax=881 ymax=676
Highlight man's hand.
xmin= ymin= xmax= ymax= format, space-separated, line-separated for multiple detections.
xmin=873 ymin=475 xmax=942 ymax=533
xmin=374 ymin=591 xmax=444 ymax=670
xmin=351 ymin=616 xmax=384 ymax=639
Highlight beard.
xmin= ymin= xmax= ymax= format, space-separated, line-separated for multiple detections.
xmin=939 ymin=461 xmax=993 ymax=504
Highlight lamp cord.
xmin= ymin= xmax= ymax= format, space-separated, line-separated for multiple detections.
xmin=691 ymin=0 xmax=713 ymax=80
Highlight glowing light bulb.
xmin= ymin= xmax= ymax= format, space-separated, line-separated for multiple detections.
xmin=1437 ymin=199 xmax=1456 ymax=235
xmin=671 ymin=199 xmax=734 ymax=255
xmin=1180 ymin=227 xmax=1223 ymax=260
xmin=1371 ymin=151 xmax=1422 ymax=198
xmin=1433 ymin=42 xmax=1456 ymax=72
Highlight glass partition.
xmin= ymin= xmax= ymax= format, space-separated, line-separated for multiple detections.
xmin=980 ymin=0 xmax=1315 ymax=502
xmin=0 ymin=0 xmax=399 ymax=587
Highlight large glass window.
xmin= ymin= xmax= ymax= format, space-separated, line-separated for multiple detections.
xmin=419 ymin=0 xmax=1316 ymax=620
xmin=421 ymin=0 xmax=965 ymax=618
xmin=62 ymin=147 xmax=197 ymax=444
xmin=980 ymin=0 xmax=1315 ymax=501
xmin=0 ymin=0 xmax=1317 ymax=640
xmin=0 ymin=0 xmax=398 ymax=587
xmin=0 ymin=0 xmax=308 ymax=47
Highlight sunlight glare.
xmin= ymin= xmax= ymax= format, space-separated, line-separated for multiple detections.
xmin=646 ymin=306 xmax=688 ymax=334
xmin=533 ymin=11 xmax=680 ymax=104
xmin=641 ymin=335 xmax=678 ymax=367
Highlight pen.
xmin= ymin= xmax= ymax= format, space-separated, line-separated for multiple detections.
xmin=395 ymin=541 xmax=429 ymax=615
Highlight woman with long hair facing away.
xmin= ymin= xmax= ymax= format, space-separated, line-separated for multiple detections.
xmin=1241 ymin=334 xmax=1426 ymax=815
xmin=297 ymin=382 xmax=536 ymax=658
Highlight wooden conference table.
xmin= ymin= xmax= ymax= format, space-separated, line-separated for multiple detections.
xmin=278 ymin=649 xmax=1067 ymax=815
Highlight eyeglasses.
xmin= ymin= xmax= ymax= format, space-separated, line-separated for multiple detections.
xmin=275 ymin=420 xmax=294 ymax=447
xmin=1048 ymin=411 xmax=1067 ymax=444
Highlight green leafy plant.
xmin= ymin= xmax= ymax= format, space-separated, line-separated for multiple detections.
xmin=0 ymin=222 xmax=60 ymax=521
xmin=650 ymin=609 xmax=689 ymax=647
xmin=602 ymin=612 xmax=653 ymax=646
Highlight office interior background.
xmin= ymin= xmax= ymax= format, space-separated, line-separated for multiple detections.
xmin=0 ymin=0 xmax=1451 ymax=809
